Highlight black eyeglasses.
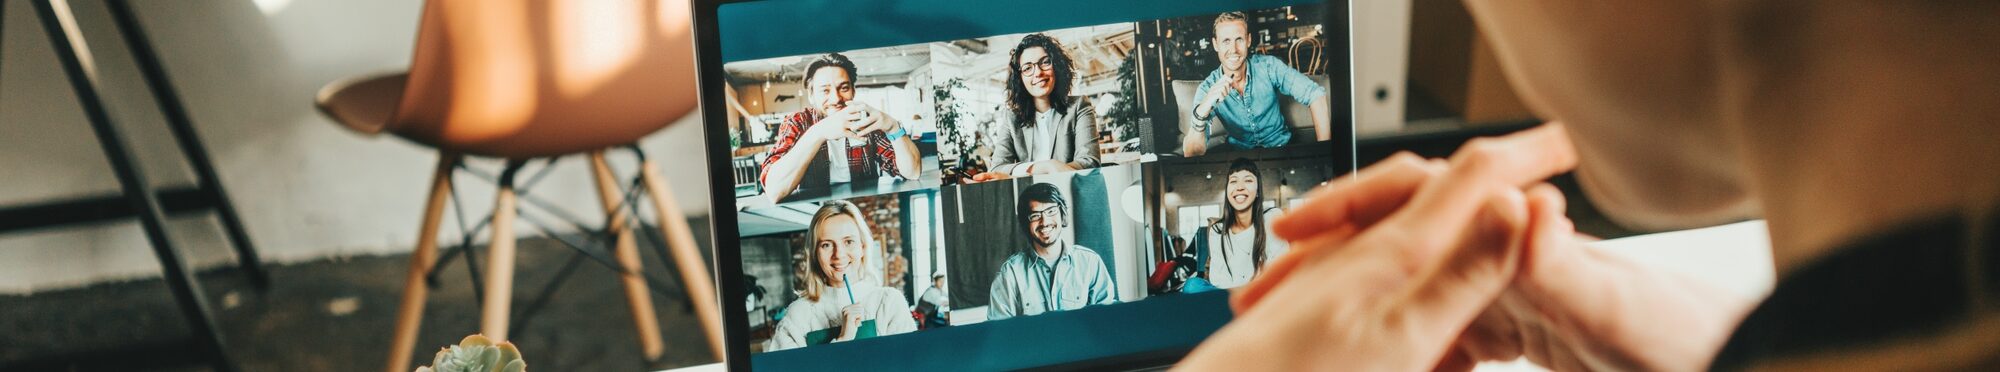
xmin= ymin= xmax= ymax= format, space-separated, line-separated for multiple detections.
xmin=1018 ymin=58 xmax=1055 ymax=74
xmin=1026 ymin=206 xmax=1063 ymax=224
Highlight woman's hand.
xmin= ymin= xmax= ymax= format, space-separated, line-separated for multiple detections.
xmin=1444 ymin=200 xmax=1750 ymax=372
xmin=836 ymin=303 xmax=866 ymax=342
xmin=1236 ymin=124 xmax=1578 ymax=311
xmin=1179 ymin=124 xmax=1579 ymax=371
xmin=970 ymin=171 xmax=1010 ymax=183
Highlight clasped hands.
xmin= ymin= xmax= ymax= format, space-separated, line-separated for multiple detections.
xmin=809 ymin=103 xmax=899 ymax=143
xmin=1179 ymin=123 xmax=1596 ymax=371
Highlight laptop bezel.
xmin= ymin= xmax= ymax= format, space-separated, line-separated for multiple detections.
xmin=688 ymin=1 xmax=1357 ymax=369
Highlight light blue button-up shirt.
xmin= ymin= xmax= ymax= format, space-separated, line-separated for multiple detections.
xmin=987 ymin=244 xmax=1117 ymax=321
xmin=1194 ymin=54 xmax=1328 ymax=148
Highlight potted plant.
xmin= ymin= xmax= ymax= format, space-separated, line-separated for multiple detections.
xmin=414 ymin=334 xmax=525 ymax=372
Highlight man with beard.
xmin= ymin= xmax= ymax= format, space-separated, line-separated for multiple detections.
xmin=987 ymin=183 xmax=1117 ymax=321
xmin=759 ymin=53 xmax=924 ymax=201
xmin=1182 ymin=11 xmax=1333 ymax=157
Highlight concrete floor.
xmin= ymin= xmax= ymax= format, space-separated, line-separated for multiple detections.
xmin=0 ymin=221 xmax=719 ymax=372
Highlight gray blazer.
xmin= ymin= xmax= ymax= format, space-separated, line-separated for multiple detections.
xmin=988 ymin=97 xmax=1100 ymax=175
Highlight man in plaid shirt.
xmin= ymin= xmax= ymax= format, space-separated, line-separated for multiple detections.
xmin=758 ymin=53 xmax=923 ymax=202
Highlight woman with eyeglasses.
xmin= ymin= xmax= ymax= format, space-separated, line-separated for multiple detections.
xmin=971 ymin=33 xmax=1101 ymax=183
xmin=763 ymin=200 xmax=917 ymax=351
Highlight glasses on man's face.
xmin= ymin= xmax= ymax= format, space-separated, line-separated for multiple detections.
xmin=1018 ymin=58 xmax=1055 ymax=74
xmin=1026 ymin=206 xmax=1063 ymax=224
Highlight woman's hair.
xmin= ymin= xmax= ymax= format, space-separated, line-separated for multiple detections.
xmin=1216 ymin=158 xmax=1270 ymax=273
xmin=1004 ymin=33 xmax=1076 ymax=128
xmin=800 ymin=200 xmax=873 ymax=302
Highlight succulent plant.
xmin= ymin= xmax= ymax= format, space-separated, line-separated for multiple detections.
xmin=415 ymin=334 xmax=526 ymax=372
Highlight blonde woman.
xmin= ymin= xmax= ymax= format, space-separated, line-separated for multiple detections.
xmin=764 ymin=200 xmax=917 ymax=351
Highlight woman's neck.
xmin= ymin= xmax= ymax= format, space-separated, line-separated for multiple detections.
xmin=1228 ymin=208 xmax=1255 ymax=234
xmin=827 ymin=274 xmax=854 ymax=289
xmin=1033 ymin=96 xmax=1053 ymax=113
xmin=1722 ymin=3 xmax=2000 ymax=274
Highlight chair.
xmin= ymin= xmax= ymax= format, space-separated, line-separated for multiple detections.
xmin=311 ymin=0 xmax=723 ymax=370
xmin=1170 ymin=75 xmax=1331 ymax=151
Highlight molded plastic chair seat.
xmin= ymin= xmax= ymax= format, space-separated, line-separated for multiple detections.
xmin=317 ymin=70 xmax=689 ymax=158
xmin=316 ymin=0 xmax=699 ymax=159
xmin=315 ymin=72 xmax=405 ymax=136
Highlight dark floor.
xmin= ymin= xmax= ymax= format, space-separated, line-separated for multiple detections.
xmin=0 ymin=221 xmax=720 ymax=372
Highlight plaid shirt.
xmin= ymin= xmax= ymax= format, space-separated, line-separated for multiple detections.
xmin=758 ymin=109 xmax=907 ymax=187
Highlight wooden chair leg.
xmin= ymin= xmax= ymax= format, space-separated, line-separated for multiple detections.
xmin=591 ymin=151 xmax=667 ymax=360
xmin=387 ymin=154 xmax=457 ymax=372
xmin=480 ymin=161 xmax=525 ymax=341
xmin=639 ymin=158 xmax=727 ymax=361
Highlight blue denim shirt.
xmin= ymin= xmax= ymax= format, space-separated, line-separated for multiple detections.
xmin=986 ymin=244 xmax=1117 ymax=321
xmin=1194 ymin=54 xmax=1328 ymax=148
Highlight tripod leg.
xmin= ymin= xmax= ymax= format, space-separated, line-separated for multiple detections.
xmin=35 ymin=1 xmax=235 ymax=370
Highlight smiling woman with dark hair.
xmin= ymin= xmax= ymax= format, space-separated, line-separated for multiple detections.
xmin=973 ymin=33 xmax=1102 ymax=182
xmin=1188 ymin=158 xmax=1289 ymax=289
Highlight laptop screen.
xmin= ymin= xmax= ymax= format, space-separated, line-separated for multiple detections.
xmin=698 ymin=0 xmax=1352 ymax=369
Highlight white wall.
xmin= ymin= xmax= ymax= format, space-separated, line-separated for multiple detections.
xmin=0 ymin=0 xmax=713 ymax=294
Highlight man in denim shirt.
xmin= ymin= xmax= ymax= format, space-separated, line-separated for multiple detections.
xmin=1184 ymin=11 xmax=1333 ymax=156
xmin=987 ymin=183 xmax=1117 ymax=321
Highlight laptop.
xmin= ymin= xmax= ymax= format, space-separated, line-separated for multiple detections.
xmin=692 ymin=0 xmax=1354 ymax=370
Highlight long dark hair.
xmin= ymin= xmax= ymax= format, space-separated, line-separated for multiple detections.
xmin=1216 ymin=158 xmax=1268 ymax=272
xmin=1004 ymin=33 xmax=1075 ymax=128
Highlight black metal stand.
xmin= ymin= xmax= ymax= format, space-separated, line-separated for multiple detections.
xmin=0 ymin=0 xmax=270 ymax=370
xmin=102 ymin=0 xmax=269 ymax=288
